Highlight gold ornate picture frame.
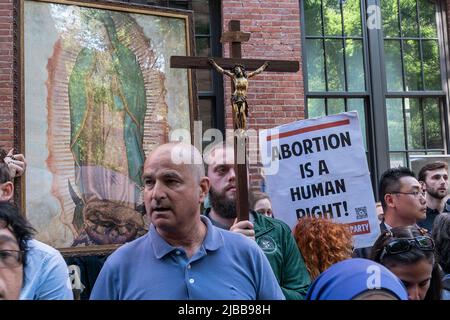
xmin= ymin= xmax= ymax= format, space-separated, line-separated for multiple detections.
xmin=19 ymin=0 xmax=196 ymax=256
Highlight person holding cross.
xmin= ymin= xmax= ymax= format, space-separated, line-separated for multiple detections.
xmin=203 ymin=142 xmax=311 ymax=300
xmin=209 ymin=59 xmax=268 ymax=130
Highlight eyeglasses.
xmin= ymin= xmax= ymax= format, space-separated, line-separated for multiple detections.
xmin=0 ymin=250 xmax=24 ymax=269
xmin=380 ymin=236 xmax=435 ymax=260
xmin=390 ymin=191 xmax=426 ymax=198
xmin=256 ymin=208 xmax=273 ymax=216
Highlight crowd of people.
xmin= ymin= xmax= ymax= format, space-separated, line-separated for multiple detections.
xmin=1 ymin=142 xmax=450 ymax=300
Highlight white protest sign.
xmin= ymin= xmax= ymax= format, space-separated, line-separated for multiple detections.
xmin=259 ymin=112 xmax=379 ymax=249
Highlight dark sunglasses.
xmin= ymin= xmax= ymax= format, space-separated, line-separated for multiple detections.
xmin=380 ymin=236 xmax=435 ymax=260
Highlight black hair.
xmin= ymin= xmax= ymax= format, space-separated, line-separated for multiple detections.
xmin=378 ymin=167 xmax=416 ymax=210
xmin=432 ymin=212 xmax=450 ymax=274
xmin=371 ymin=225 xmax=442 ymax=300
xmin=0 ymin=202 xmax=35 ymax=267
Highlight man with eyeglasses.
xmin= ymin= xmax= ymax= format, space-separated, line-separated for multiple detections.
xmin=354 ymin=167 xmax=427 ymax=258
xmin=380 ymin=167 xmax=427 ymax=229
xmin=0 ymin=204 xmax=33 ymax=300
xmin=0 ymin=149 xmax=73 ymax=300
xmin=417 ymin=161 xmax=450 ymax=232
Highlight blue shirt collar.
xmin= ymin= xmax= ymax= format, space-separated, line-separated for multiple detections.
xmin=150 ymin=215 xmax=223 ymax=259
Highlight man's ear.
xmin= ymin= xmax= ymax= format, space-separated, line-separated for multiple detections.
xmin=0 ymin=181 xmax=14 ymax=201
xmin=419 ymin=181 xmax=426 ymax=191
xmin=199 ymin=177 xmax=210 ymax=203
xmin=384 ymin=193 xmax=396 ymax=209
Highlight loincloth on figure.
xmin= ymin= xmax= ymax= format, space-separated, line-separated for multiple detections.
xmin=231 ymin=94 xmax=249 ymax=117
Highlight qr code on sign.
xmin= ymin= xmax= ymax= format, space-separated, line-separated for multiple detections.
xmin=355 ymin=207 xmax=368 ymax=219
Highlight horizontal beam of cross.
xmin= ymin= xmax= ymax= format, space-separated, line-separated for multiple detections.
xmin=220 ymin=30 xmax=250 ymax=43
xmin=170 ymin=56 xmax=299 ymax=73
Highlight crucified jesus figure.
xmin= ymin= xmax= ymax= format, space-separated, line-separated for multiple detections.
xmin=209 ymin=59 xmax=269 ymax=130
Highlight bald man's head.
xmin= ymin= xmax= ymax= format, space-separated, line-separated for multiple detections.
xmin=142 ymin=143 xmax=210 ymax=234
xmin=145 ymin=142 xmax=205 ymax=183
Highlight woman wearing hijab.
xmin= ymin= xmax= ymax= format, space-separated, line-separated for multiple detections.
xmin=306 ymin=258 xmax=408 ymax=300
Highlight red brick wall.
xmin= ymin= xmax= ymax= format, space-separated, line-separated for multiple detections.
xmin=0 ymin=0 xmax=13 ymax=150
xmin=221 ymin=0 xmax=305 ymax=190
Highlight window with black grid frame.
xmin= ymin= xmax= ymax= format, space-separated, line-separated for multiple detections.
xmin=302 ymin=0 xmax=447 ymax=180
xmin=302 ymin=0 xmax=371 ymax=167
xmin=382 ymin=0 xmax=446 ymax=168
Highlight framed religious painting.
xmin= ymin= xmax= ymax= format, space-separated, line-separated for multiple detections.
xmin=19 ymin=0 xmax=196 ymax=256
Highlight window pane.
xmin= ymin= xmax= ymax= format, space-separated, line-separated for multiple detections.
xmin=342 ymin=0 xmax=361 ymax=36
xmin=381 ymin=0 xmax=400 ymax=37
xmin=327 ymin=98 xmax=344 ymax=115
xmin=198 ymin=98 xmax=213 ymax=133
xmin=418 ymin=0 xmax=437 ymax=38
xmin=405 ymin=98 xmax=424 ymax=149
xmin=169 ymin=1 xmax=189 ymax=9
xmin=306 ymin=39 xmax=326 ymax=91
xmin=146 ymin=1 xmax=168 ymax=6
xmin=193 ymin=0 xmax=210 ymax=35
xmin=422 ymin=40 xmax=441 ymax=90
xmin=404 ymin=40 xmax=422 ymax=91
xmin=348 ymin=98 xmax=367 ymax=150
xmin=409 ymin=152 xmax=426 ymax=157
xmin=408 ymin=152 xmax=426 ymax=167
xmin=424 ymin=98 xmax=443 ymax=149
xmin=196 ymin=70 xmax=212 ymax=91
xmin=390 ymin=152 xmax=407 ymax=168
xmin=308 ymin=98 xmax=326 ymax=118
xmin=325 ymin=39 xmax=345 ymax=91
xmin=427 ymin=151 xmax=445 ymax=155
xmin=384 ymin=40 xmax=403 ymax=91
xmin=387 ymin=98 xmax=406 ymax=150
xmin=400 ymin=0 xmax=419 ymax=37
xmin=195 ymin=37 xmax=210 ymax=56
xmin=409 ymin=152 xmax=426 ymax=167
xmin=304 ymin=0 xmax=322 ymax=36
xmin=323 ymin=0 xmax=342 ymax=36
xmin=346 ymin=39 xmax=365 ymax=91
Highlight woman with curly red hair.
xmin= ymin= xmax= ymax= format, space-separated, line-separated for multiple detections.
xmin=293 ymin=217 xmax=353 ymax=280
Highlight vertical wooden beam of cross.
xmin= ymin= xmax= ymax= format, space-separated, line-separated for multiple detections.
xmin=222 ymin=20 xmax=251 ymax=221
xmin=170 ymin=20 xmax=299 ymax=222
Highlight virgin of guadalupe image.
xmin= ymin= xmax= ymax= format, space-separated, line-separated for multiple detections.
xmin=68 ymin=12 xmax=147 ymax=246
xmin=45 ymin=9 xmax=170 ymax=247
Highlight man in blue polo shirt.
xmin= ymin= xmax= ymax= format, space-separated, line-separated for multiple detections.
xmin=90 ymin=143 xmax=284 ymax=300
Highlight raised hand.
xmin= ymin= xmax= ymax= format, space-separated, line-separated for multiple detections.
xmin=230 ymin=218 xmax=255 ymax=240
xmin=4 ymin=149 xmax=27 ymax=178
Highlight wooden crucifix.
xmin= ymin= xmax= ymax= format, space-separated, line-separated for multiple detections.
xmin=171 ymin=20 xmax=299 ymax=222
